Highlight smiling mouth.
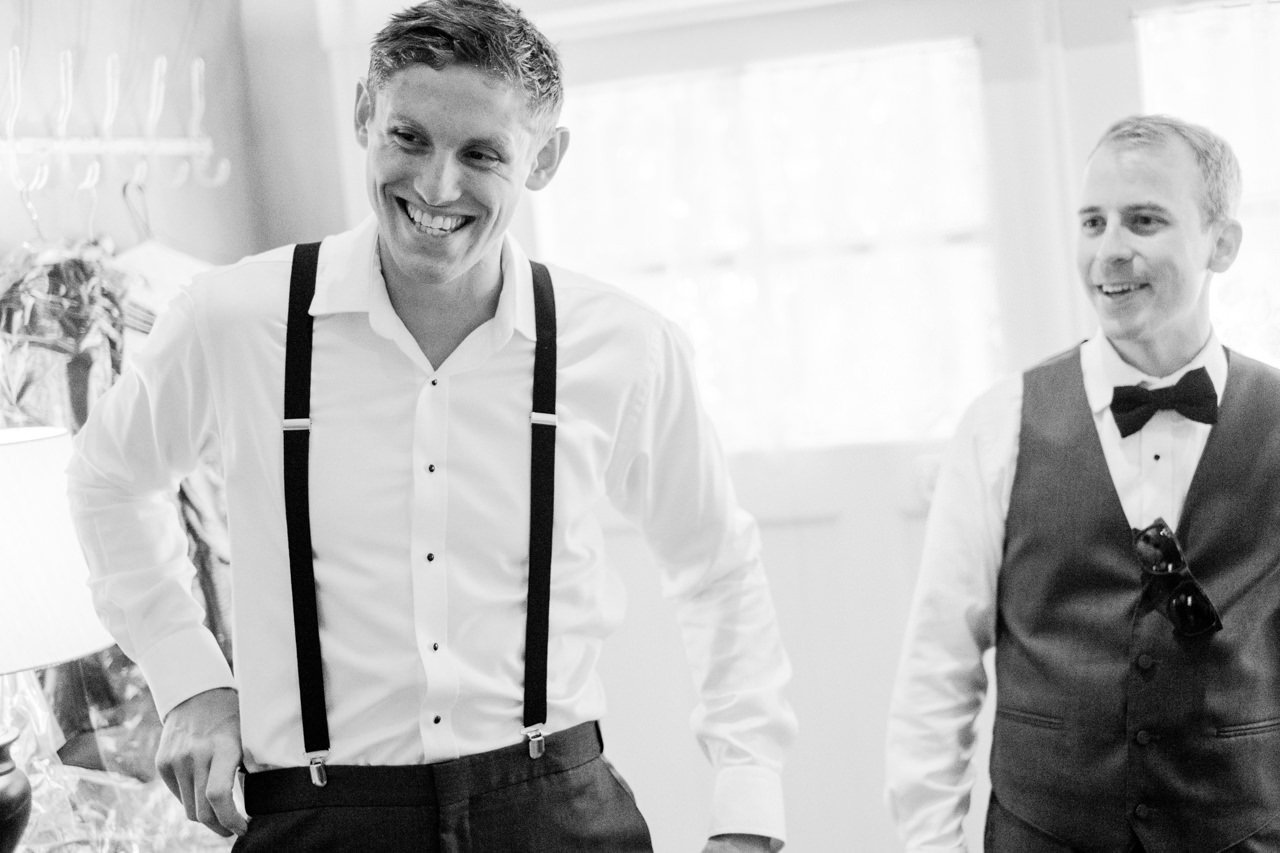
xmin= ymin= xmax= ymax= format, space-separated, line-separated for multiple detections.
xmin=403 ymin=200 xmax=472 ymax=236
xmin=1097 ymin=281 xmax=1148 ymax=297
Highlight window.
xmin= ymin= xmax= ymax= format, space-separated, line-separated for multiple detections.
xmin=1135 ymin=1 xmax=1280 ymax=367
xmin=533 ymin=40 xmax=996 ymax=451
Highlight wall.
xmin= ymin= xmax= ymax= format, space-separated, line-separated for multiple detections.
xmin=236 ymin=0 xmax=349 ymax=250
xmin=597 ymin=441 xmax=943 ymax=850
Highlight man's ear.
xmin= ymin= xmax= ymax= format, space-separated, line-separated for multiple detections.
xmin=354 ymin=79 xmax=374 ymax=149
xmin=1208 ymin=218 xmax=1243 ymax=274
xmin=525 ymin=127 xmax=570 ymax=191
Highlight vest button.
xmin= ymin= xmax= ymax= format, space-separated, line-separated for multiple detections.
xmin=1136 ymin=653 xmax=1155 ymax=670
xmin=1135 ymin=730 xmax=1152 ymax=745
xmin=1134 ymin=804 xmax=1151 ymax=820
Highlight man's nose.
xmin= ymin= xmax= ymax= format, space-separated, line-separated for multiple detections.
xmin=415 ymin=153 xmax=462 ymax=207
xmin=1096 ymin=221 xmax=1134 ymax=266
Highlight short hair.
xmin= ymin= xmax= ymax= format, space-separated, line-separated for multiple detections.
xmin=1093 ymin=114 xmax=1242 ymax=225
xmin=367 ymin=0 xmax=563 ymax=134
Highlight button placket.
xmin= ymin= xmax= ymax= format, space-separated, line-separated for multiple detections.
xmin=412 ymin=371 xmax=454 ymax=745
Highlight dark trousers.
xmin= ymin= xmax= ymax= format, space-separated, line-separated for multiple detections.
xmin=985 ymin=792 xmax=1280 ymax=853
xmin=233 ymin=722 xmax=652 ymax=852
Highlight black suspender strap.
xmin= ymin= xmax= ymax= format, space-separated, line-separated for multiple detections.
xmin=523 ymin=260 xmax=557 ymax=758
xmin=282 ymin=241 xmax=330 ymax=785
xmin=281 ymin=247 xmax=559 ymax=780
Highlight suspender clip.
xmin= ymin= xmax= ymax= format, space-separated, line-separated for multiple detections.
xmin=283 ymin=417 xmax=311 ymax=431
xmin=530 ymin=411 xmax=557 ymax=427
xmin=308 ymin=752 xmax=329 ymax=787
xmin=523 ymin=725 xmax=546 ymax=759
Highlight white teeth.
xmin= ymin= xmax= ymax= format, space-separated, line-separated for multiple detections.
xmin=406 ymin=203 xmax=465 ymax=234
xmin=1099 ymin=282 xmax=1142 ymax=295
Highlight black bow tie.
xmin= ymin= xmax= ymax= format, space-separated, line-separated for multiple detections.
xmin=1110 ymin=366 xmax=1218 ymax=438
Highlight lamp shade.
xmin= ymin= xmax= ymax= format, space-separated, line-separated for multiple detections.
xmin=0 ymin=427 xmax=114 ymax=674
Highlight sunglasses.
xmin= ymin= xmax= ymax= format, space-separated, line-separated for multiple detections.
xmin=1133 ymin=518 xmax=1222 ymax=638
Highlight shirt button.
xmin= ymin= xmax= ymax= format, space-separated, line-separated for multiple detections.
xmin=1136 ymin=654 xmax=1155 ymax=670
xmin=426 ymin=553 xmax=435 ymax=562
xmin=1134 ymin=804 xmax=1151 ymax=820
xmin=433 ymin=715 xmax=442 ymax=725
xmin=432 ymin=643 xmax=440 ymax=651
xmin=431 ymin=378 xmax=438 ymax=386
xmin=428 ymin=464 xmax=436 ymax=473
xmin=1135 ymin=730 xmax=1152 ymax=745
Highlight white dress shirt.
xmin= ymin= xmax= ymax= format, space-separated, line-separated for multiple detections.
xmin=68 ymin=215 xmax=796 ymax=840
xmin=884 ymin=333 xmax=1228 ymax=852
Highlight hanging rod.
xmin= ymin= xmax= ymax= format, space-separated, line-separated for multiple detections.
xmin=4 ymin=47 xmax=230 ymax=188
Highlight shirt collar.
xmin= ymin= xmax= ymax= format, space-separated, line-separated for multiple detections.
xmin=502 ymin=234 xmax=538 ymax=343
xmin=1081 ymin=329 xmax=1228 ymax=416
xmin=308 ymin=214 xmax=379 ymax=316
xmin=307 ymin=214 xmax=539 ymax=343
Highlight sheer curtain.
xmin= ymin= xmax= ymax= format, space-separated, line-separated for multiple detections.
xmin=1135 ymin=0 xmax=1280 ymax=367
xmin=533 ymin=40 xmax=998 ymax=451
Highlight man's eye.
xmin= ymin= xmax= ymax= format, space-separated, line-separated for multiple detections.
xmin=391 ymin=129 xmax=423 ymax=146
xmin=1129 ymin=214 xmax=1165 ymax=233
xmin=467 ymin=150 xmax=500 ymax=164
xmin=1081 ymin=216 xmax=1104 ymax=234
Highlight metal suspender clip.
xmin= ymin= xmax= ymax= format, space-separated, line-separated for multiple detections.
xmin=308 ymin=751 xmax=329 ymax=787
xmin=529 ymin=412 xmax=557 ymax=427
xmin=283 ymin=418 xmax=312 ymax=431
xmin=523 ymin=725 xmax=546 ymax=759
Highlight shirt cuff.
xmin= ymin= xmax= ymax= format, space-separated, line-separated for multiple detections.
xmin=134 ymin=625 xmax=236 ymax=719
xmin=709 ymin=764 xmax=787 ymax=848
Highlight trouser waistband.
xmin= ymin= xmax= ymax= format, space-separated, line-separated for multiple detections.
xmin=243 ymin=721 xmax=603 ymax=815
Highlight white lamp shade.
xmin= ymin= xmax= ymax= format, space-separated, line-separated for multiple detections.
xmin=0 ymin=427 xmax=115 ymax=674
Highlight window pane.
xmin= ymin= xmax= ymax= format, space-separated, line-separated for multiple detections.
xmin=1136 ymin=2 xmax=1280 ymax=367
xmin=534 ymin=40 xmax=997 ymax=451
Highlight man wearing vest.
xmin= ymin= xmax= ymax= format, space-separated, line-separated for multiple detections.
xmin=66 ymin=1 xmax=796 ymax=850
xmin=886 ymin=114 xmax=1280 ymax=851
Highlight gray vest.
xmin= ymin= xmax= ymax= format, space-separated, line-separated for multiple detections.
xmin=992 ymin=346 xmax=1280 ymax=851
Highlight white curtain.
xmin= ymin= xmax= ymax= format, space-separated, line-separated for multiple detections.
xmin=533 ymin=40 xmax=999 ymax=451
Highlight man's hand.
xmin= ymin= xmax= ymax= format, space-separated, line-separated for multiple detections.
xmin=155 ymin=687 xmax=247 ymax=837
xmin=702 ymin=834 xmax=776 ymax=852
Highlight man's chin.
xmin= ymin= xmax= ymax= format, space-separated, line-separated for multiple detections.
xmin=380 ymin=240 xmax=467 ymax=285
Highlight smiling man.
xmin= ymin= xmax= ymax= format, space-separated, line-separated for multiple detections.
xmin=886 ymin=115 xmax=1280 ymax=852
xmin=66 ymin=2 xmax=795 ymax=851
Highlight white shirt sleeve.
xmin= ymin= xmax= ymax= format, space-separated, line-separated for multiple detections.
xmin=66 ymin=289 xmax=236 ymax=719
xmin=606 ymin=319 xmax=798 ymax=845
xmin=884 ymin=375 xmax=1022 ymax=852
